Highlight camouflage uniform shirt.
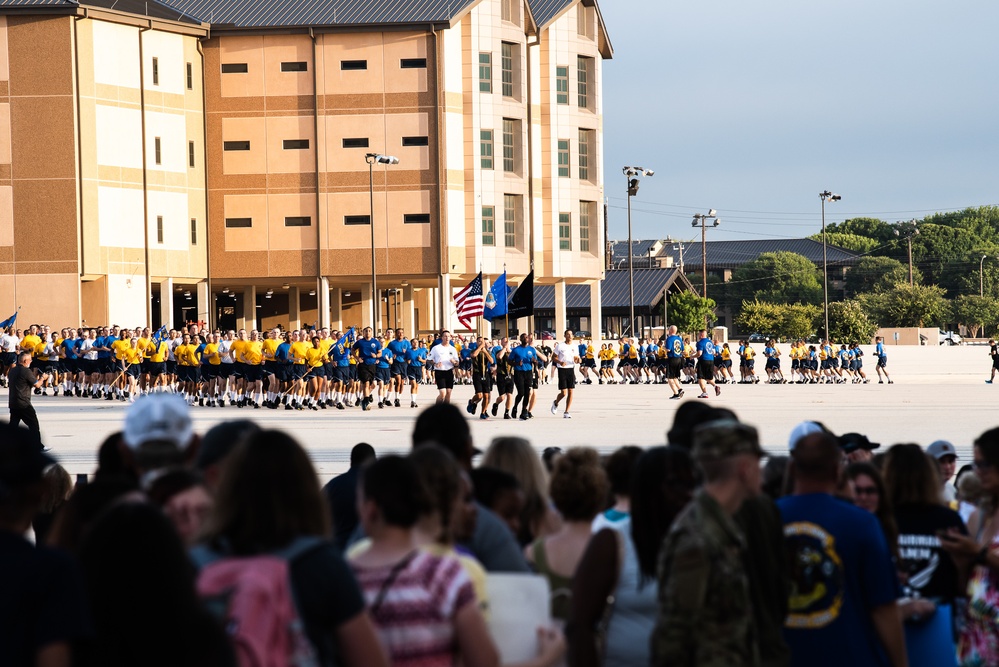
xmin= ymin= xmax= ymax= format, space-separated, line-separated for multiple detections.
xmin=652 ymin=487 xmax=759 ymax=667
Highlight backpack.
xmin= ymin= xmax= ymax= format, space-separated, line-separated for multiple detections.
xmin=191 ymin=537 xmax=324 ymax=667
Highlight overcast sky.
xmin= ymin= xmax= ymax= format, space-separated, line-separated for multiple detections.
xmin=598 ymin=0 xmax=999 ymax=243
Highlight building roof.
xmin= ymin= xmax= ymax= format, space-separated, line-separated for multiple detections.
xmin=535 ymin=268 xmax=693 ymax=311
xmin=156 ymin=0 xmax=480 ymax=28
xmin=610 ymin=238 xmax=860 ymax=270
xmin=0 ymin=0 xmax=204 ymax=23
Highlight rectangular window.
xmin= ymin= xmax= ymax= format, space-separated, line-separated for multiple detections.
xmin=283 ymin=139 xmax=310 ymax=150
xmin=223 ymin=141 xmax=250 ymax=151
xmin=503 ymin=194 xmax=519 ymax=248
xmin=556 ymin=66 xmax=569 ymax=105
xmin=577 ymin=56 xmax=592 ymax=109
xmin=154 ymin=137 xmax=162 ymax=165
xmin=578 ymin=129 xmax=593 ymax=181
xmin=341 ymin=60 xmax=367 ymax=70
xmin=186 ymin=62 xmax=193 ymax=90
xmin=401 ymin=58 xmax=427 ymax=69
xmin=281 ymin=61 xmax=308 ymax=72
xmin=221 ymin=63 xmax=248 ymax=74
xmin=342 ymin=138 xmax=369 ymax=148
xmin=344 ymin=215 xmax=371 ymax=225
xmin=480 ymin=130 xmax=493 ymax=169
xmin=501 ymin=0 xmax=512 ymax=22
xmin=501 ymin=42 xmax=514 ymax=97
xmin=557 ymin=139 xmax=570 ymax=177
xmin=579 ymin=201 xmax=593 ymax=252
xmin=152 ymin=57 xmax=159 ymax=85
xmin=285 ymin=216 xmax=311 ymax=227
xmin=190 ymin=218 xmax=197 ymax=245
xmin=156 ymin=216 xmax=164 ymax=244
xmin=482 ymin=206 xmax=495 ymax=246
xmin=577 ymin=5 xmax=595 ymax=38
xmin=559 ymin=213 xmax=571 ymax=250
xmin=502 ymin=119 xmax=515 ymax=173
xmin=225 ymin=217 xmax=252 ymax=228
xmin=404 ymin=214 xmax=431 ymax=224
xmin=188 ymin=141 xmax=195 ymax=168
xmin=402 ymin=136 xmax=429 ymax=147
xmin=478 ymin=53 xmax=492 ymax=93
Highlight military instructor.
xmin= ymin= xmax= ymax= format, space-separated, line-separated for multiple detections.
xmin=8 ymin=350 xmax=50 ymax=443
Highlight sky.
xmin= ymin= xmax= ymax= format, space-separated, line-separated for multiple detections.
xmin=598 ymin=0 xmax=999 ymax=243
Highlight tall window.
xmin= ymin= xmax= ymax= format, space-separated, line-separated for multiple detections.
xmin=556 ymin=66 xmax=569 ymax=105
xmin=482 ymin=206 xmax=495 ymax=246
xmin=502 ymin=119 xmax=516 ymax=173
xmin=188 ymin=141 xmax=195 ymax=168
xmin=190 ymin=218 xmax=197 ymax=245
xmin=154 ymin=137 xmax=162 ymax=165
xmin=559 ymin=213 xmax=571 ymax=250
xmin=479 ymin=53 xmax=492 ymax=93
xmin=503 ymin=195 xmax=519 ymax=247
xmin=501 ymin=42 xmax=514 ymax=97
xmin=577 ymin=5 xmax=595 ymax=38
xmin=152 ymin=57 xmax=159 ymax=85
xmin=186 ymin=62 xmax=193 ymax=89
xmin=480 ymin=130 xmax=494 ymax=169
xmin=557 ymin=139 xmax=570 ymax=177
xmin=156 ymin=216 xmax=164 ymax=244
xmin=501 ymin=0 xmax=513 ymax=22
xmin=578 ymin=129 xmax=592 ymax=181
xmin=577 ymin=56 xmax=592 ymax=109
xmin=580 ymin=201 xmax=594 ymax=252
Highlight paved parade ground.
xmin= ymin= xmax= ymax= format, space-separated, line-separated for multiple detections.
xmin=12 ymin=343 xmax=998 ymax=479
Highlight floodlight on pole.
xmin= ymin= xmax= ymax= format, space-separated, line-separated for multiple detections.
xmin=623 ymin=166 xmax=654 ymax=337
xmin=819 ymin=190 xmax=841 ymax=340
xmin=365 ymin=153 xmax=400 ymax=330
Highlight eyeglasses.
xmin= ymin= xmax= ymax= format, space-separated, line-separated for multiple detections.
xmin=974 ymin=460 xmax=994 ymax=472
xmin=853 ymin=485 xmax=879 ymax=496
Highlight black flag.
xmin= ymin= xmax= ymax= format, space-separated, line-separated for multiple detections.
xmin=507 ymin=271 xmax=534 ymax=319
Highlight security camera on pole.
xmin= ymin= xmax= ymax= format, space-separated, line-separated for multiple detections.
xmin=623 ymin=166 xmax=654 ymax=337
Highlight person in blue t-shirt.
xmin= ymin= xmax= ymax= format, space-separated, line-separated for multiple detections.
xmin=405 ymin=342 xmax=428 ymax=408
xmin=694 ymin=330 xmax=720 ymax=399
xmin=664 ymin=325 xmax=685 ymax=400
xmin=386 ymin=329 xmax=412 ymax=406
xmin=507 ymin=334 xmax=547 ymax=421
xmin=874 ymin=336 xmax=893 ymax=384
xmin=375 ymin=346 xmax=394 ymax=408
xmin=351 ymin=327 xmax=382 ymax=410
xmin=779 ymin=430 xmax=905 ymax=667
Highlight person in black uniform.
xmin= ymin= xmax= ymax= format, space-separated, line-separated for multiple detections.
xmin=7 ymin=351 xmax=50 ymax=443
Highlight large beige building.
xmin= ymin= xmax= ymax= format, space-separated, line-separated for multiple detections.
xmin=0 ymin=0 xmax=611 ymax=335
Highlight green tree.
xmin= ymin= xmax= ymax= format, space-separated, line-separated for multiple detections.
xmin=826 ymin=217 xmax=895 ymax=247
xmin=669 ymin=291 xmax=716 ymax=334
xmin=951 ymin=295 xmax=999 ymax=338
xmin=735 ymin=300 xmax=783 ymax=336
xmin=735 ymin=301 xmax=820 ymax=341
xmin=845 ymin=256 xmax=922 ymax=296
xmin=779 ymin=303 xmax=822 ymax=341
xmin=828 ymin=300 xmax=878 ymax=343
xmin=859 ymin=284 xmax=949 ymax=328
xmin=727 ymin=252 xmax=823 ymax=307
xmin=808 ymin=232 xmax=878 ymax=254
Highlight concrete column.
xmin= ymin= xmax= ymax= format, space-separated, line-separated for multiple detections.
xmin=428 ymin=287 xmax=438 ymax=331
xmin=439 ymin=273 xmax=452 ymax=333
xmin=159 ymin=278 xmax=173 ymax=329
xmin=330 ymin=286 xmax=343 ymax=331
xmin=590 ymin=281 xmax=603 ymax=343
xmin=241 ymin=285 xmax=256 ymax=331
xmin=319 ymin=278 xmax=331 ymax=328
xmin=288 ymin=286 xmax=301 ymax=330
xmin=361 ymin=282 xmax=374 ymax=330
xmin=402 ymin=284 xmax=415 ymax=337
xmin=554 ymin=280 xmax=567 ymax=335
xmin=197 ymin=281 xmax=209 ymax=328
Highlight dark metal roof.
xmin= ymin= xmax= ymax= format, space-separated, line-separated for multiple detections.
xmin=610 ymin=238 xmax=860 ymax=271
xmin=535 ymin=268 xmax=693 ymax=310
xmin=158 ymin=0 xmax=479 ymax=28
xmin=0 ymin=0 xmax=204 ymax=23
xmin=528 ymin=0 xmax=572 ymax=27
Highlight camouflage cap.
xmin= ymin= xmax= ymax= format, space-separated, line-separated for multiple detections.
xmin=692 ymin=419 xmax=765 ymax=461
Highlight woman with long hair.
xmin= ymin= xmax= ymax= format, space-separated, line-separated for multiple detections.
xmin=845 ymin=461 xmax=899 ymax=557
xmin=198 ymin=429 xmax=387 ymax=667
xmin=482 ymin=436 xmax=561 ymax=545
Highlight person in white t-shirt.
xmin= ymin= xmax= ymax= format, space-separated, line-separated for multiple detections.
xmin=428 ymin=330 xmax=460 ymax=404
xmin=551 ymin=329 xmax=581 ymax=419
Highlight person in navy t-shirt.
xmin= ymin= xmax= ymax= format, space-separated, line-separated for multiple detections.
xmin=694 ymin=330 xmax=720 ymax=399
xmin=874 ymin=336 xmax=893 ymax=384
xmin=351 ymin=327 xmax=382 ymax=410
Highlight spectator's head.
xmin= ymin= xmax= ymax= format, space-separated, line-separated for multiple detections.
xmin=549 ymin=447 xmax=608 ymax=523
xmin=409 ymin=445 xmax=462 ymax=545
xmin=122 ymin=394 xmax=197 ymax=476
xmin=790 ymin=432 xmax=843 ymax=491
xmin=604 ymin=445 xmax=643 ymax=502
xmin=412 ymin=404 xmax=477 ymax=469
xmin=470 ymin=467 xmax=525 ymax=538
xmin=926 ymin=440 xmax=958 ymax=483
xmin=845 ymin=461 xmax=886 ymax=514
xmin=631 ymin=446 xmax=696 ymax=581
xmin=973 ymin=427 xmax=999 ymax=500
xmin=95 ymin=432 xmax=137 ymax=483
xmin=667 ymin=403 xmax=737 ymax=450
xmin=957 ymin=471 xmax=985 ymax=508
xmin=203 ymin=430 xmax=329 ymax=554
xmin=146 ymin=468 xmax=213 ymax=546
xmin=541 ymin=447 xmax=563 ymax=473
xmin=839 ymin=432 xmax=880 ymax=463
xmin=350 ymin=443 xmax=376 ymax=469
xmin=692 ymin=420 xmax=764 ymax=498
xmin=38 ymin=463 xmax=72 ymax=514
xmin=483 ymin=436 xmax=550 ymax=544
xmin=195 ymin=420 xmax=260 ymax=492
xmin=883 ymin=444 xmax=942 ymax=508
xmin=359 ymin=455 xmax=430 ymax=533
xmin=0 ymin=424 xmax=55 ymax=532
xmin=47 ymin=475 xmax=141 ymax=553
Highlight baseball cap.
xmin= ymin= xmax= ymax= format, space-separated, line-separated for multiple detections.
xmin=0 ymin=425 xmax=56 ymax=494
xmin=927 ymin=440 xmax=958 ymax=460
xmin=839 ymin=432 xmax=880 ymax=454
xmin=693 ymin=419 xmax=765 ymax=461
xmin=123 ymin=394 xmax=194 ymax=450
xmin=788 ymin=421 xmax=825 ymax=452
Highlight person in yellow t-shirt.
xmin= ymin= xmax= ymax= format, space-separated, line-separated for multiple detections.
xmin=19 ymin=325 xmax=42 ymax=355
xmin=261 ymin=329 xmax=281 ymax=405
xmin=121 ymin=337 xmax=143 ymax=401
xmin=303 ymin=335 xmax=326 ymax=410
xmin=230 ymin=329 xmax=249 ymax=405
xmin=147 ymin=338 xmax=169 ymax=390
xmin=199 ymin=333 xmax=222 ymax=407
xmin=240 ymin=331 xmax=265 ymax=408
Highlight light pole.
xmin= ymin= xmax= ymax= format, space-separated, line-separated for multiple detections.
xmin=981 ymin=255 xmax=989 ymax=297
xmin=691 ymin=210 xmax=719 ymax=300
xmin=892 ymin=219 xmax=920 ymax=287
xmin=819 ymin=191 xmax=841 ymax=340
xmin=623 ymin=166 xmax=654 ymax=337
xmin=365 ymin=153 xmax=399 ymax=330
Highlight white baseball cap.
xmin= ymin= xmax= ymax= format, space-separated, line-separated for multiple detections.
xmin=123 ymin=394 xmax=194 ymax=450
xmin=788 ymin=421 xmax=825 ymax=452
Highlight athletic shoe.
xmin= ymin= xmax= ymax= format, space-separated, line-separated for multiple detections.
xmin=519 ymin=413 xmax=529 ymax=421
xmin=511 ymin=406 xmax=518 ymax=419
xmin=563 ymin=413 xmax=572 ymax=419
xmin=285 ymin=404 xmax=294 ymax=410
xmin=678 ymin=389 xmax=685 ymax=398
xmin=336 ymin=402 xmax=345 ymax=410
xmin=491 ymin=403 xmax=499 ymax=417
xmin=411 ymin=401 xmax=417 ymax=409
xmin=551 ymin=401 xmax=558 ymax=415
xmin=466 ymin=400 xmax=476 ymax=415
xmin=888 ymin=380 xmax=894 ymax=384
xmin=479 ymin=413 xmax=488 ymax=420
xmin=698 ymin=393 xmax=709 ymax=399
xmin=378 ymin=400 xmax=385 ymax=409
xmin=878 ymin=380 xmax=884 ymax=384
xmin=504 ymin=412 xmax=511 ymax=419
xmin=253 ymin=402 xmax=260 ymax=409
xmin=715 ymin=385 xmax=721 ymax=397
xmin=394 ymin=399 xmax=401 ymax=407
xmin=669 ymin=393 xmax=679 ymax=400
xmin=527 ymin=411 xmax=534 ymax=419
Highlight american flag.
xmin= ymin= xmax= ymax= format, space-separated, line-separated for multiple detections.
xmin=454 ymin=272 xmax=484 ymax=330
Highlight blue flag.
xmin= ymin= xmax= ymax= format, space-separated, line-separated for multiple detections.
xmin=151 ymin=325 xmax=168 ymax=345
xmin=483 ymin=272 xmax=508 ymax=321
xmin=337 ymin=327 xmax=357 ymax=347
xmin=0 ymin=310 xmax=17 ymax=330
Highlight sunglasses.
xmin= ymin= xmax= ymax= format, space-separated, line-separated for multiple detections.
xmin=974 ymin=460 xmax=994 ymax=472
xmin=853 ymin=485 xmax=879 ymax=496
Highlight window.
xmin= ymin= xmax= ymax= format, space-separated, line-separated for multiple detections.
xmin=186 ymin=62 xmax=193 ymax=90
xmin=404 ymin=214 xmax=431 ymax=224
xmin=154 ymin=137 xmax=162 ymax=165
xmin=283 ymin=139 xmax=310 ymax=150
xmin=580 ymin=201 xmax=594 ymax=252
xmin=559 ymin=213 xmax=571 ymax=250
xmin=225 ymin=217 xmax=252 ymax=228
xmin=342 ymin=138 xmax=369 ymax=148
xmin=188 ymin=141 xmax=195 ymax=168
xmin=557 ymin=139 xmax=570 ymax=177
xmin=480 ymin=130 xmax=493 ymax=169
xmin=501 ymin=0 xmax=512 ymax=22
xmin=285 ymin=216 xmax=311 ymax=227
xmin=152 ymin=57 xmax=159 ymax=85
xmin=577 ymin=5 xmax=595 ymax=38
xmin=281 ymin=61 xmax=308 ymax=72
xmin=156 ymin=216 xmax=164 ymax=244
xmin=502 ymin=119 xmax=516 ymax=173
xmin=503 ymin=195 xmax=519 ymax=247
xmin=556 ymin=66 xmax=569 ymax=105
xmin=402 ymin=136 xmax=429 ymax=147
xmin=501 ymin=42 xmax=514 ymax=97
xmin=344 ymin=215 xmax=370 ymax=225
xmin=190 ymin=218 xmax=197 ymax=245
xmin=579 ymin=129 xmax=594 ymax=181
xmin=401 ymin=58 xmax=427 ymax=69
xmin=223 ymin=141 xmax=250 ymax=151
xmin=482 ymin=206 xmax=495 ymax=246
xmin=341 ymin=60 xmax=367 ymax=70
xmin=221 ymin=63 xmax=248 ymax=74
xmin=478 ymin=53 xmax=492 ymax=93
xmin=577 ymin=56 xmax=593 ymax=109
